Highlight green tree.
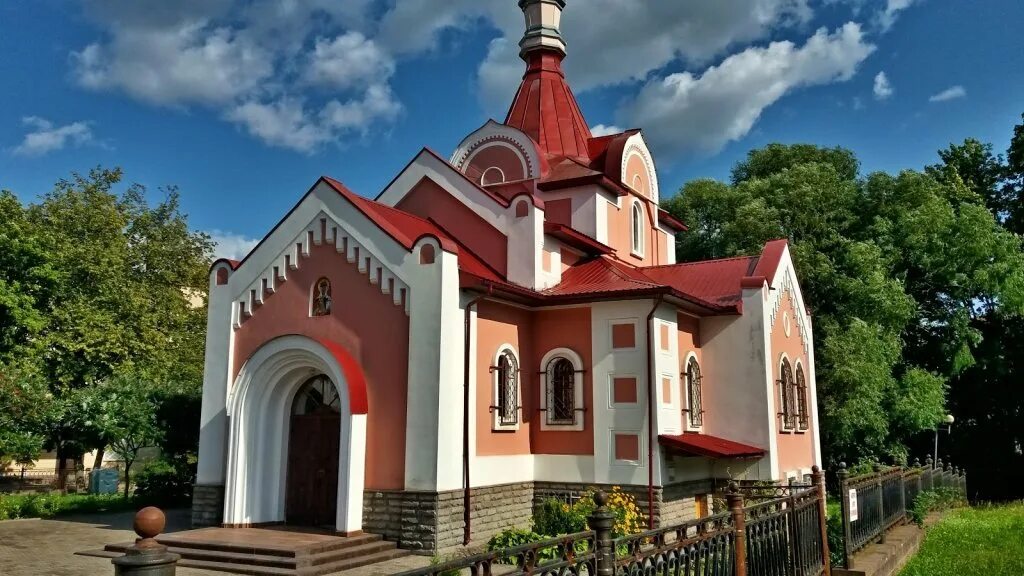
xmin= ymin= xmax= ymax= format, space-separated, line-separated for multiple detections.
xmin=1 ymin=168 xmax=212 ymax=478
xmin=664 ymin=143 xmax=1024 ymax=467
xmin=95 ymin=375 xmax=163 ymax=496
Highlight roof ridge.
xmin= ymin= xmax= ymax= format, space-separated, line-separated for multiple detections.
xmin=597 ymin=256 xmax=663 ymax=287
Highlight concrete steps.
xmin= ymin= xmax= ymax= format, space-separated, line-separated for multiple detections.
xmin=100 ymin=531 xmax=411 ymax=576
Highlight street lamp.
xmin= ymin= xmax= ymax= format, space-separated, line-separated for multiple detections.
xmin=934 ymin=414 xmax=954 ymax=464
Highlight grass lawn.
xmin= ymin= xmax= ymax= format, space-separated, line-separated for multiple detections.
xmin=899 ymin=501 xmax=1024 ymax=576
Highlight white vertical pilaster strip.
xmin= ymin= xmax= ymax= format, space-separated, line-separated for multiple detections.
xmin=196 ymin=266 xmax=235 ymax=487
xmin=340 ymin=414 xmax=367 ymax=532
xmin=434 ymin=250 xmax=465 ymax=491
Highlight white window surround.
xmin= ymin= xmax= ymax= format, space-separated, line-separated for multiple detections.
xmin=630 ymin=200 xmax=645 ymax=258
xmin=491 ymin=344 xmax=521 ymax=432
xmin=607 ymin=373 xmax=642 ymax=408
xmin=539 ymin=347 xmax=585 ymax=432
xmin=778 ymin=353 xmax=796 ymax=433
xmin=682 ymin=351 xmax=704 ymax=432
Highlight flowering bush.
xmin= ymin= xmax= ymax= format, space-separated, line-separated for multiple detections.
xmin=602 ymin=487 xmax=644 ymax=537
xmin=531 ymin=487 xmax=643 ymax=539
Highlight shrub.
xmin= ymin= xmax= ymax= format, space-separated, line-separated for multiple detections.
xmin=532 ymin=498 xmax=588 ymax=536
xmin=487 ymin=527 xmax=557 ymax=561
xmin=134 ymin=458 xmax=194 ymax=507
xmin=910 ymin=487 xmax=965 ymax=526
xmin=0 ymin=493 xmax=137 ymax=520
xmin=429 ymin=553 xmax=465 ymax=576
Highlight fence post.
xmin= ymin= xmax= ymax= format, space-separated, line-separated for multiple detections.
xmin=111 ymin=507 xmax=179 ymax=576
xmin=873 ymin=463 xmax=885 ymax=544
xmin=838 ymin=463 xmax=853 ymax=569
xmin=924 ymin=457 xmax=933 ymax=490
xmin=936 ymin=459 xmax=944 ymax=489
xmin=812 ymin=466 xmax=832 ymax=576
xmin=727 ymin=482 xmax=747 ymax=576
xmin=898 ymin=465 xmax=907 ymax=525
xmin=589 ymin=491 xmax=616 ymax=576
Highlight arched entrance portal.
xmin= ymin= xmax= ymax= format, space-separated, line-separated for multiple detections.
xmin=286 ymin=375 xmax=341 ymax=526
xmin=223 ymin=335 xmax=369 ymax=533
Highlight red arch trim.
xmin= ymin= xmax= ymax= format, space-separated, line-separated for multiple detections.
xmin=316 ymin=338 xmax=370 ymax=415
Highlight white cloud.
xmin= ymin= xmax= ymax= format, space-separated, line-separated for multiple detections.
xmin=621 ymin=23 xmax=874 ymax=156
xmin=929 ymin=85 xmax=966 ymax=103
xmin=304 ymin=33 xmax=395 ymax=90
xmin=878 ymin=0 xmax=916 ymax=31
xmin=321 ymin=85 xmax=402 ymax=132
xmin=72 ymin=22 xmax=273 ymax=107
xmin=591 ymin=124 xmax=625 ymax=137
xmin=225 ymin=99 xmax=331 ymax=153
xmin=209 ymin=229 xmax=259 ymax=261
xmin=873 ymin=71 xmax=893 ymax=100
xmin=12 ymin=117 xmax=95 ymax=157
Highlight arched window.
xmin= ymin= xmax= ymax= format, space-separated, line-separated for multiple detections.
xmin=796 ymin=363 xmax=809 ymax=430
xmin=684 ymin=357 xmax=704 ymax=428
xmin=492 ymin=348 xmax=520 ymax=430
xmin=779 ymin=358 xmax=796 ymax=430
xmin=311 ymin=277 xmax=332 ymax=316
xmin=540 ymin=349 xmax=584 ymax=430
xmin=292 ymin=375 xmax=340 ymax=415
xmin=631 ymin=201 xmax=644 ymax=256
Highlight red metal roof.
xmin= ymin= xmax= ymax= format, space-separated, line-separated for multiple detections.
xmin=642 ymin=255 xmax=761 ymax=309
xmin=659 ymin=433 xmax=766 ymax=459
xmin=543 ymin=256 xmax=664 ymax=297
xmin=544 ymin=223 xmax=614 ymax=256
xmin=505 ymin=52 xmax=592 ymax=161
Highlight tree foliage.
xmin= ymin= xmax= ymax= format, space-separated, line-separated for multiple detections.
xmin=0 ymin=167 xmax=212 ymax=475
xmin=663 ymin=135 xmax=1024 ymax=468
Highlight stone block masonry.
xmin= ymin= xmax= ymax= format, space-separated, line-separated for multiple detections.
xmin=191 ymin=484 xmax=224 ymax=527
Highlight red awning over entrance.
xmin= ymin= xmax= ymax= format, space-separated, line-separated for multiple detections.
xmin=659 ymin=433 xmax=765 ymax=459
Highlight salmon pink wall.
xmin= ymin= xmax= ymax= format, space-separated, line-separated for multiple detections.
xmin=531 ymin=307 xmax=594 ymax=454
xmin=771 ymin=291 xmax=815 ymax=477
xmin=465 ymin=144 xmax=527 ymax=184
xmin=232 ymin=241 xmax=409 ymax=490
xmin=396 ymin=178 xmax=508 ymax=276
xmin=475 ymin=301 xmax=533 ymax=456
xmin=605 ymin=198 xmax=666 ymax=267
xmin=624 ymin=153 xmax=651 ymax=199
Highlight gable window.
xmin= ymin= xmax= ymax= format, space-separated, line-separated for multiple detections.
xmin=796 ymin=362 xmax=809 ymax=431
xmin=631 ymin=201 xmax=644 ymax=257
xmin=779 ymin=358 xmax=796 ymax=430
xmin=540 ymin=348 xmax=585 ymax=431
xmin=492 ymin=348 xmax=520 ymax=430
xmin=684 ymin=357 xmax=704 ymax=428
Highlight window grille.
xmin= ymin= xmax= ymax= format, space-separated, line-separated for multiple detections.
xmin=685 ymin=358 xmax=704 ymax=428
xmin=546 ymin=357 xmax=576 ymax=425
xmin=780 ymin=359 xmax=796 ymax=429
xmin=796 ymin=363 xmax=809 ymax=430
xmin=496 ymin=351 xmax=519 ymax=426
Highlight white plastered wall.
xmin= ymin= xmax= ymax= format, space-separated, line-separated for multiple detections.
xmin=196 ymin=262 xmax=235 ymax=486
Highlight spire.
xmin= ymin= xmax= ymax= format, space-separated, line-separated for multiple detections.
xmin=505 ymin=0 xmax=592 ymax=160
xmin=518 ymin=0 xmax=566 ymax=59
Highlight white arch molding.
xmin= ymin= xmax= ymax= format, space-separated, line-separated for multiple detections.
xmin=539 ymin=347 xmax=585 ymax=432
xmin=223 ymin=335 xmax=367 ymax=532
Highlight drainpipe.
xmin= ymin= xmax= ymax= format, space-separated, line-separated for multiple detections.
xmin=646 ymin=294 xmax=665 ymax=529
xmin=463 ymin=285 xmax=491 ymax=545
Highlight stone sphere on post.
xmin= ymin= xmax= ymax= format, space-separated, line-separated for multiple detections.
xmin=112 ymin=507 xmax=179 ymax=576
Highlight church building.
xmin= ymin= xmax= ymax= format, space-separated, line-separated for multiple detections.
xmin=194 ymin=0 xmax=822 ymax=553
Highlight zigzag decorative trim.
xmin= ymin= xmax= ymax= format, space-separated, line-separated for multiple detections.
xmin=768 ymin=270 xmax=811 ymax=356
xmin=232 ymin=214 xmax=410 ymax=329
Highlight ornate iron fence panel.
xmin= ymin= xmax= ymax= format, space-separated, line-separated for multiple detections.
xmin=615 ymin=513 xmax=736 ymax=576
xmin=902 ymin=470 xmax=921 ymax=518
xmin=744 ymin=499 xmax=791 ymax=576
xmin=880 ymin=470 xmax=905 ymax=530
xmin=846 ymin=477 xmax=882 ymax=555
xmin=788 ymin=489 xmax=826 ymax=576
xmin=396 ymin=531 xmax=596 ymax=576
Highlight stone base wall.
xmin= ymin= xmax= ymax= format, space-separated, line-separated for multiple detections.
xmin=191 ymin=484 xmax=224 ymax=527
xmin=364 ymin=479 xmax=717 ymax=554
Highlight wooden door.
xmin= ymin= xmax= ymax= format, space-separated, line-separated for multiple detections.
xmin=285 ymin=410 xmax=341 ymax=527
xmin=695 ymin=494 xmax=709 ymax=519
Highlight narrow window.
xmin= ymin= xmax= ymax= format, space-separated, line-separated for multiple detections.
xmin=796 ymin=363 xmax=809 ymax=430
xmin=780 ymin=359 xmax=796 ymax=430
xmin=547 ymin=357 xmax=576 ymax=425
xmin=685 ymin=357 xmax=703 ymax=428
xmin=631 ymin=201 xmax=644 ymax=255
xmin=495 ymin=350 xmax=519 ymax=427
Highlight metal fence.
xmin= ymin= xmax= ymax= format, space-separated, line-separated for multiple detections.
xmin=836 ymin=458 xmax=968 ymax=569
xmin=398 ymin=468 xmax=832 ymax=576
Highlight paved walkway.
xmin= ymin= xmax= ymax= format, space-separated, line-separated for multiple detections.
xmin=0 ymin=509 xmax=430 ymax=576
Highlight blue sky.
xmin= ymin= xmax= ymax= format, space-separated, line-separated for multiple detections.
xmin=1 ymin=0 xmax=1022 ymax=258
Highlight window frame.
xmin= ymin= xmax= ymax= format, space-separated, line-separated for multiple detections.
xmin=630 ymin=199 xmax=645 ymax=258
xmin=683 ymin=354 xmax=704 ymax=430
xmin=778 ymin=357 xmax=797 ymax=431
xmin=539 ymin=348 xmax=585 ymax=432
xmin=491 ymin=345 xmax=521 ymax=431
xmin=795 ymin=361 xmax=809 ymax=432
